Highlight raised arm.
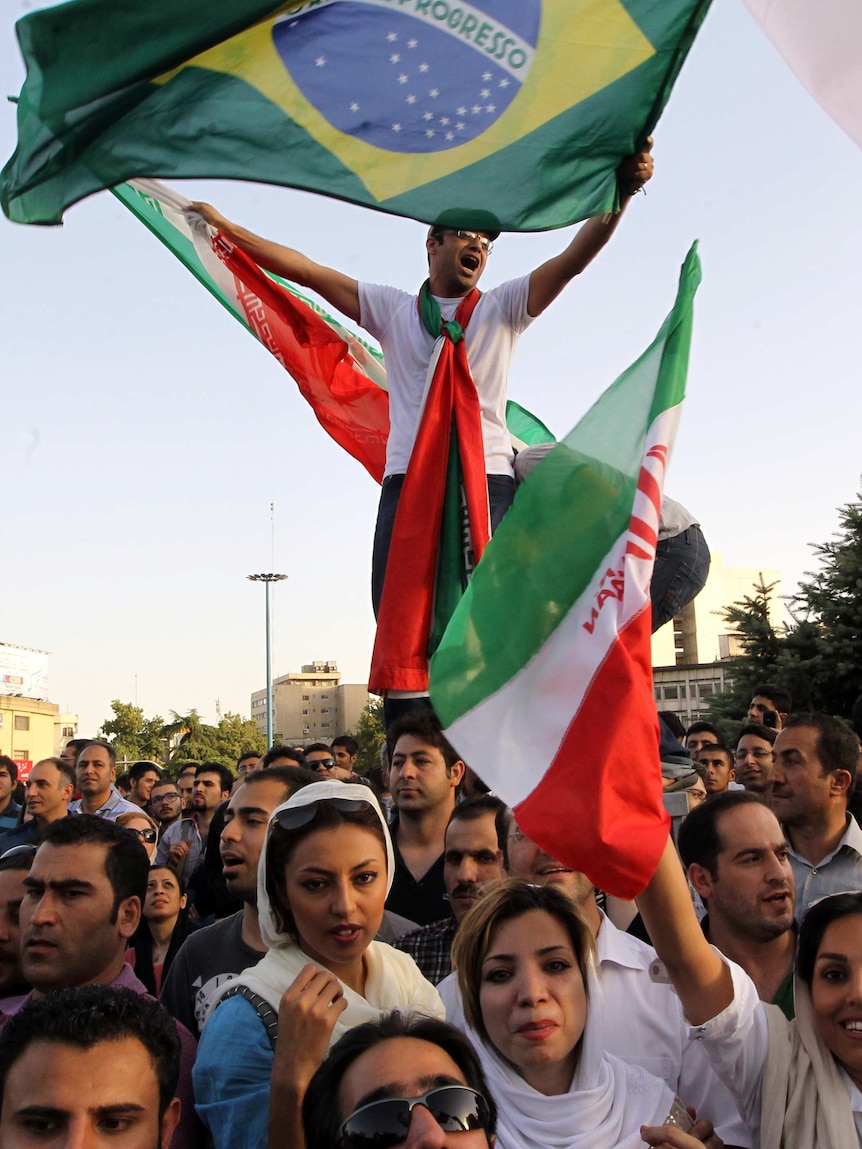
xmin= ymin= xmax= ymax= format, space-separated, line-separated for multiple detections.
xmin=526 ymin=139 xmax=654 ymax=318
xmin=189 ymin=203 xmax=361 ymax=323
xmin=636 ymin=837 xmax=734 ymax=1026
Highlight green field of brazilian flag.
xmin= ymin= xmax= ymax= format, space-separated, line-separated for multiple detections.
xmin=3 ymin=0 xmax=710 ymax=228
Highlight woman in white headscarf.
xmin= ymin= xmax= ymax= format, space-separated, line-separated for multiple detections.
xmin=193 ymin=780 xmax=443 ymax=1149
xmin=451 ymin=879 xmax=699 ymax=1149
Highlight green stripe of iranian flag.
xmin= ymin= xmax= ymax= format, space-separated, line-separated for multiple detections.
xmin=429 ymin=244 xmax=701 ymax=829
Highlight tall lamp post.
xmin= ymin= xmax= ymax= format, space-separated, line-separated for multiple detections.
xmin=247 ymin=573 xmax=288 ymax=749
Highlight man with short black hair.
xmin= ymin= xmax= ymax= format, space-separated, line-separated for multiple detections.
xmin=261 ymin=744 xmax=306 ymax=770
xmin=303 ymin=742 xmax=339 ymax=779
xmin=156 ymin=763 xmax=233 ymax=877
xmin=0 ymin=850 xmax=34 ymax=1012
xmin=771 ymin=711 xmax=862 ymax=923
xmin=385 ymin=711 xmax=465 ymax=926
xmin=684 ymin=720 xmax=722 ymax=755
xmin=0 ymin=758 xmax=21 ymax=832
xmin=303 ymin=1011 xmax=497 ymax=1149
xmin=696 ymin=745 xmax=737 ymax=796
xmin=236 ymin=750 xmax=261 ymax=777
xmin=734 ymin=723 xmax=777 ymax=796
xmin=679 ymin=790 xmax=796 ymax=1017
xmin=149 ymin=779 xmax=183 ymax=835
xmin=8 ymin=815 xmax=198 ymax=1147
xmin=129 ymin=760 xmax=162 ymax=808
xmin=175 ymin=766 xmax=198 ymax=815
xmin=160 ymin=765 xmax=313 ymax=1036
xmin=394 ymin=795 xmax=508 ymax=983
xmin=748 ymin=683 xmax=792 ymax=730
xmin=331 ymin=735 xmax=359 ymax=780
xmin=58 ymin=737 xmax=90 ymax=773
xmin=0 ymin=986 xmax=182 ymax=1149
xmin=69 ymin=741 xmax=141 ymax=821
xmin=0 ymin=758 xmax=76 ymax=852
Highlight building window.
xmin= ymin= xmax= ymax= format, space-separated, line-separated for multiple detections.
xmin=13 ymin=750 xmax=28 ymax=762
xmin=321 ymin=708 xmax=330 ymax=714
xmin=321 ymin=694 xmax=329 ymax=700
xmin=62 ymin=726 xmax=75 ymax=737
xmin=302 ymin=709 xmax=308 ymax=716
xmin=321 ymin=722 xmax=331 ymax=729
xmin=13 ymin=716 xmax=29 ymax=732
xmin=663 ymin=685 xmax=678 ymax=700
xmin=302 ymin=695 xmax=310 ymax=701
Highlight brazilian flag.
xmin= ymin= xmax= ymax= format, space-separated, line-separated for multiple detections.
xmin=2 ymin=0 xmax=711 ymax=227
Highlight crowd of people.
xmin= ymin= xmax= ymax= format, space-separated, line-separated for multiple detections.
xmin=0 ymin=691 xmax=860 ymax=1149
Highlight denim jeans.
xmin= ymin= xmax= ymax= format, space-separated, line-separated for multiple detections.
xmin=371 ymin=473 xmax=516 ymax=618
xmin=650 ymin=525 xmax=711 ymax=633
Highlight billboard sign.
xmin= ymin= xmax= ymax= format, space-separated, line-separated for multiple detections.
xmin=0 ymin=643 xmax=49 ymax=699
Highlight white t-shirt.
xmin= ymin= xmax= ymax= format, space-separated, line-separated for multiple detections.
xmin=359 ymin=275 xmax=533 ymax=478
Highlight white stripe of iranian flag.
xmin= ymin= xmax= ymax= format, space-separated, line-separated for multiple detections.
xmin=444 ymin=402 xmax=682 ymax=807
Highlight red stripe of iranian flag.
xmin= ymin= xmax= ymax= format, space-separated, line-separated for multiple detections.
xmin=429 ymin=244 xmax=701 ymax=898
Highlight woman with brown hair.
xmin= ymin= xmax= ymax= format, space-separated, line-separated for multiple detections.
xmin=193 ymin=780 xmax=443 ymax=1149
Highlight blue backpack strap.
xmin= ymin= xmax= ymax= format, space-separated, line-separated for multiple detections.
xmin=219 ymin=984 xmax=279 ymax=1050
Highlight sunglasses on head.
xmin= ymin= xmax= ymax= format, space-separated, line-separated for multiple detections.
xmin=0 ymin=844 xmax=38 ymax=862
xmin=340 ymin=1085 xmax=491 ymax=1149
xmin=275 ymin=797 xmax=369 ymax=831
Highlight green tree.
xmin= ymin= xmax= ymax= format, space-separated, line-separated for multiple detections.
xmin=167 ymin=711 xmax=266 ymax=770
xmin=100 ymin=701 xmax=166 ymax=765
xmin=706 ymin=488 xmax=862 ymax=730
xmin=791 ymin=488 xmax=862 ymax=719
xmin=353 ymin=697 xmax=386 ymax=776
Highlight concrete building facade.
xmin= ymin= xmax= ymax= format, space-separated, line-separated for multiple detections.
xmin=0 ymin=697 xmax=63 ymax=778
xmin=251 ymin=661 xmax=370 ymax=745
xmin=650 ymin=553 xmax=782 ymax=726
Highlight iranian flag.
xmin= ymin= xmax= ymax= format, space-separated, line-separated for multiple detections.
xmin=429 ymin=244 xmax=701 ymax=898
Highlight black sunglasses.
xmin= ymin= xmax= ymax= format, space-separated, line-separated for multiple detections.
xmin=340 ymin=1085 xmax=490 ymax=1149
xmin=275 ymin=797 xmax=368 ymax=831
xmin=310 ymin=758 xmax=336 ymax=770
xmin=130 ymin=828 xmax=158 ymax=845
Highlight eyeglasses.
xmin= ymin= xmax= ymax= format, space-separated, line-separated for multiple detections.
xmin=0 ymin=844 xmax=38 ymax=861
xmin=310 ymin=758 xmax=336 ymax=770
xmin=150 ymin=793 xmax=181 ymax=804
xmin=734 ymin=748 xmax=775 ymax=761
xmin=684 ymin=787 xmax=707 ymax=804
xmin=130 ymin=828 xmax=158 ymax=845
xmin=275 ymin=797 xmax=368 ymax=831
xmin=436 ymin=228 xmax=494 ymax=254
xmin=340 ymin=1085 xmax=491 ymax=1149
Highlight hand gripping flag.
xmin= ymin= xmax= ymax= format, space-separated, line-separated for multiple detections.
xmin=3 ymin=0 xmax=711 ymax=226
xmin=429 ymin=244 xmax=701 ymax=898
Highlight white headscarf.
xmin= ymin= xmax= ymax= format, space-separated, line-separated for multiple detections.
xmin=207 ymin=780 xmax=443 ymax=1033
xmin=467 ymin=961 xmax=674 ymax=1149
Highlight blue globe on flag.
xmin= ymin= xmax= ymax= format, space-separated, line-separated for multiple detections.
xmin=272 ymin=0 xmax=540 ymax=155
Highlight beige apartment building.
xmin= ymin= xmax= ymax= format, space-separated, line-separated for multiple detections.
xmin=650 ymin=552 xmax=782 ymax=725
xmin=251 ymin=660 xmax=370 ymax=745
xmin=0 ymin=696 xmax=76 ymax=777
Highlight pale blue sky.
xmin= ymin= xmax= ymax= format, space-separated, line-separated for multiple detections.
xmin=2 ymin=1 xmax=860 ymax=738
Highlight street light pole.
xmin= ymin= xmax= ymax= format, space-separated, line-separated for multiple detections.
xmin=247 ymin=573 xmax=288 ymax=749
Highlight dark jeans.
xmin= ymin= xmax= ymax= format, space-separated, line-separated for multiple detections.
xmin=371 ymin=473 xmax=516 ymax=618
xmin=650 ymin=525 xmax=711 ymax=633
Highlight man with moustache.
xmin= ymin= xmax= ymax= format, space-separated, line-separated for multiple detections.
xmin=68 ymin=741 xmax=141 ymax=821
xmin=770 ymin=711 xmax=862 ymax=924
xmin=394 ymin=796 xmax=508 ymax=983
xmin=679 ymin=791 xmax=796 ymax=1018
